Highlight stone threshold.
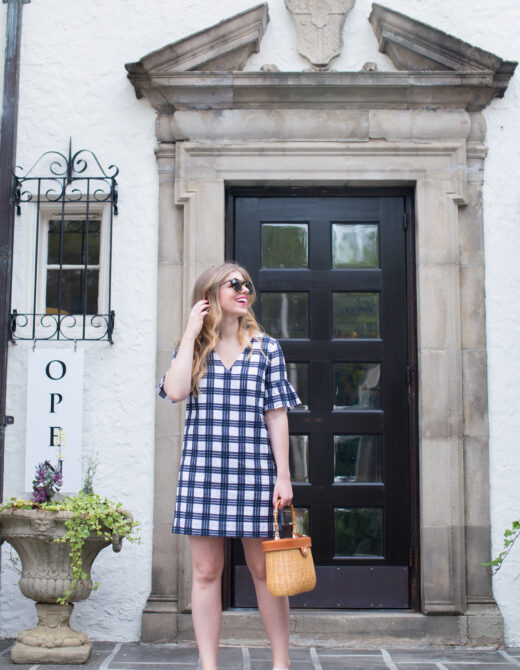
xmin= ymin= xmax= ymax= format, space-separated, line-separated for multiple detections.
xmin=175 ymin=608 xmax=504 ymax=648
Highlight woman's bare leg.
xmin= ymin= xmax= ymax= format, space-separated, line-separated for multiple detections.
xmin=242 ymin=538 xmax=290 ymax=669
xmin=189 ymin=536 xmax=225 ymax=670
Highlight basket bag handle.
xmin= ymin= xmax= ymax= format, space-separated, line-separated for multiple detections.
xmin=273 ymin=499 xmax=299 ymax=540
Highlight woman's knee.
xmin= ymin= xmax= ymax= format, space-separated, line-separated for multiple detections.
xmin=242 ymin=539 xmax=268 ymax=582
xmin=190 ymin=537 xmax=224 ymax=586
xmin=246 ymin=557 xmax=267 ymax=582
xmin=192 ymin=557 xmax=224 ymax=586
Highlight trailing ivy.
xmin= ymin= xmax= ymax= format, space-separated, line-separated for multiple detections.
xmin=1 ymin=492 xmax=141 ymax=604
xmin=482 ymin=519 xmax=520 ymax=574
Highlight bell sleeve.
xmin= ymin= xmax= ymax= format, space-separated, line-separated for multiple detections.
xmin=263 ymin=339 xmax=301 ymax=411
xmin=156 ymin=347 xmax=179 ymax=403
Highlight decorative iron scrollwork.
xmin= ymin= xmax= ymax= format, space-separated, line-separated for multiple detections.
xmin=14 ymin=139 xmax=119 ymax=216
xmin=10 ymin=310 xmax=115 ymax=343
xmin=10 ymin=141 xmax=118 ymax=343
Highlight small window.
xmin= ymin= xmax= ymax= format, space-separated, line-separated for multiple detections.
xmin=42 ymin=218 xmax=101 ymax=314
xmin=41 ymin=214 xmax=106 ymax=316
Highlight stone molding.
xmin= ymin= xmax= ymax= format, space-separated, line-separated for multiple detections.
xmin=369 ymin=3 xmax=517 ymax=97
xmin=285 ymin=0 xmax=355 ymax=69
xmin=127 ymin=69 xmax=508 ymax=114
xmin=126 ymin=3 xmax=269 ymax=103
xmin=157 ymin=108 xmax=473 ymax=143
xmin=156 ymin=138 xmax=468 ymax=617
xmin=146 ymin=131 xmax=499 ymax=643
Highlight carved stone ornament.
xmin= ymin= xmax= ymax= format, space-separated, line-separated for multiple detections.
xmin=285 ymin=0 xmax=355 ymax=68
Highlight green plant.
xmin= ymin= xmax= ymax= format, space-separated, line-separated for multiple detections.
xmin=482 ymin=519 xmax=520 ymax=574
xmin=81 ymin=453 xmax=99 ymax=495
xmin=0 ymin=492 xmax=141 ymax=604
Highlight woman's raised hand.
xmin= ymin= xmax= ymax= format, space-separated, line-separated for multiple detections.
xmin=163 ymin=301 xmax=208 ymax=402
xmin=184 ymin=300 xmax=210 ymax=340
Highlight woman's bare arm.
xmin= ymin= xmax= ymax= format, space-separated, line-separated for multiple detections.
xmin=265 ymin=407 xmax=293 ymax=508
xmin=162 ymin=299 xmax=209 ymax=402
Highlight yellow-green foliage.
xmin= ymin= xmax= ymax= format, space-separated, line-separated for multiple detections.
xmin=482 ymin=520 xmax=520 ymax=574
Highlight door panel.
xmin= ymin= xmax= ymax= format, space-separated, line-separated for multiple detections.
xmin=229 ymin=194 xmax=414 ymax=609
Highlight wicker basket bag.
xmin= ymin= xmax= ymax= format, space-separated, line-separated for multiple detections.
xmin=262 ymin=501 xmax=317 ymax=597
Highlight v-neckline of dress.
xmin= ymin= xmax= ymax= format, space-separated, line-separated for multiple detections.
xmin=213 ymin=338 xmax=255 ymax=372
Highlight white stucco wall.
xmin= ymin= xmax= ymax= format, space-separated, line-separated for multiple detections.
xmin=483 ymin=54 xmax=520 ymax=653
xmin=1 ymin=0 xmax=519 ymax=644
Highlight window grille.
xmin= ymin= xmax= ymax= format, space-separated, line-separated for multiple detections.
xmin=9 ymin=141 xmax=118 ymax=342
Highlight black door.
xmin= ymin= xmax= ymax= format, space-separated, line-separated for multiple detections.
xmin=227 ymin=192 xmax=417 ymax=609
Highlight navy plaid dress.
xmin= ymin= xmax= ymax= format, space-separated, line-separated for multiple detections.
xmin=157 ymin=335 xmax=301 ymax=537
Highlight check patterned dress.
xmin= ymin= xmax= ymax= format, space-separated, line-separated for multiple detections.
xmin=157 ymin=334 xmax=301 ymax=537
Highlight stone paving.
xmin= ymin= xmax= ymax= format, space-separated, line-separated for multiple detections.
xmin=1 ymin=640 xmax=519 ymax=670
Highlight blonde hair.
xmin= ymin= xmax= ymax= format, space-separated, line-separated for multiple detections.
xmin=189 ymin=263 xmax=263 ymax=395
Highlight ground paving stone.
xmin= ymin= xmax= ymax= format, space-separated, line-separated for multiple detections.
xmin=111 ymin=642 xmax=199 ymax=664
xmin=388 ymin=647 xmax=505 ymax=663
xmin=320 ymin=661 xmax=387 ymax=669
xmin=0 ymin=643 xmax=519 ymax=669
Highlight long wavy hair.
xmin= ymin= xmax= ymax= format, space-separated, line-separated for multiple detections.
xmin=189 ymin=263 xmax=263 ymax=395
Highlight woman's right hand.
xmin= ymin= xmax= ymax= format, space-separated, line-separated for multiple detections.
xmin=184 ymin=300 xmax=210 ymax=340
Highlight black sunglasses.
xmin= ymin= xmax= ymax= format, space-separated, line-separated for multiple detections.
xmin=221 ymin=278 xmax=254 ymax=294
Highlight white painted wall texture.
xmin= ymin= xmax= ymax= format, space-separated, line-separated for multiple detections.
xmin=1 ymin=0 xmax=519 ymax=644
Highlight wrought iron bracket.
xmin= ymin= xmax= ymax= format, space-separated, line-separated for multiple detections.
xmin=10 ymin=141 xmax=118 ymax=343
xmin=14 ymin=138 xmax=119 ymax=217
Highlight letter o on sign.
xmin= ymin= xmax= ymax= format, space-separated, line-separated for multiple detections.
xmin=45 ymin=360 xmax=67 ymax=380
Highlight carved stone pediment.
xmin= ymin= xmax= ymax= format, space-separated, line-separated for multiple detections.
xmin=285 ymin=0 xmax=355 ymax=68
xmin=126 ymin=3 xmax=269 ymax=100
xmin=369 ymin=3 xmax=516 ymax=96
xmin=126 ymin=2 xmax=516 ymax=113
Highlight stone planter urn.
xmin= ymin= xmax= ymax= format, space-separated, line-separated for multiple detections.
xmin=0 ymin=507 xmax=128 ymax=664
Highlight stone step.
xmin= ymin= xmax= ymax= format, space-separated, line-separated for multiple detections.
xmin=174 ymin=608 xmax=504 ymax=648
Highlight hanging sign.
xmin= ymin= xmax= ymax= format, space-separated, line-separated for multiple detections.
xmin=25 ymin=349 xmax=84 ymax=493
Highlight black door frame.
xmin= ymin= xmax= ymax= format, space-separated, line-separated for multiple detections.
xmin=223 ymin=186 xmax=420 ymax=612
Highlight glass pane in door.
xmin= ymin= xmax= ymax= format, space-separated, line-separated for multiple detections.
xmin=261 ymin=223 xmax=308 ymax=268
xmin=290 ymin=435 xmax=309 ymax=482
xmin=334 ymin=508 xmax=383 ymax=557
xmin=333 ymin=363 xmax=381 ymax=410
xmin=333 ymin=292 xmax=380 ymax=339
xmin=332 ymin=223 xmax=379 ymax=268
xmin=334 ymin=435 xmax=382 ymax=483
xmin=261 ymin=292 xmax=308 ymax=338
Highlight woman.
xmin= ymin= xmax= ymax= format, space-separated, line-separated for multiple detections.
xmin=157 ymin=262 xmax=300 ymax=670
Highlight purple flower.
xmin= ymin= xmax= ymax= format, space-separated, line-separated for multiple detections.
xmin=31 ymin=460 xmax=63 ymax=503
